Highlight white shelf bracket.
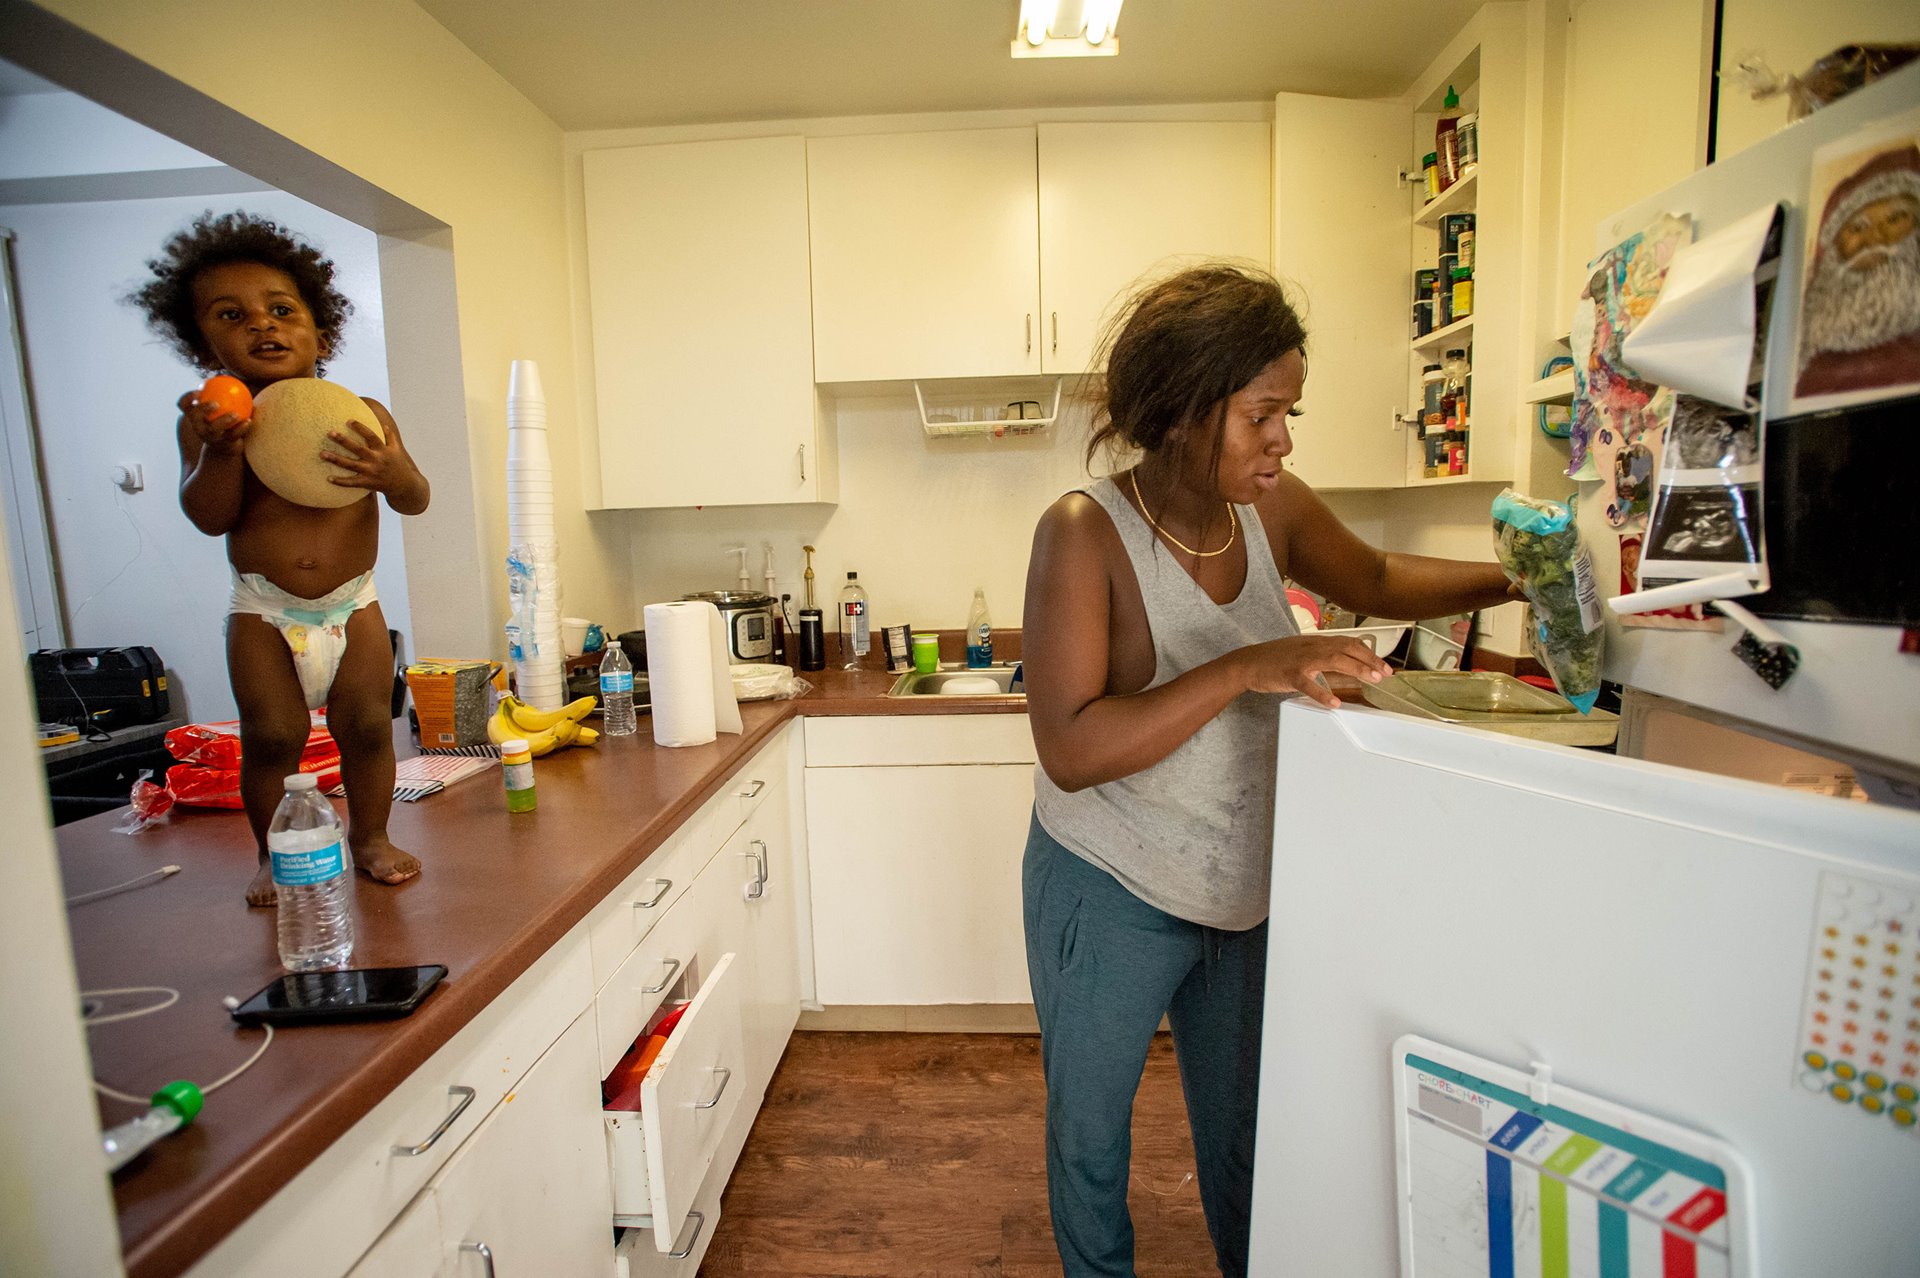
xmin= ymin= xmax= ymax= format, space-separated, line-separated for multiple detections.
xmin=1528 ymin=1059 xmax=1553 ymax=1106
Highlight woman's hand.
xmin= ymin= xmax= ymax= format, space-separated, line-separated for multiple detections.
xmin=1237 ymin=634 xmax=1392 ymax=708
xmin=177 ymin=389 xmax=252 ymax=454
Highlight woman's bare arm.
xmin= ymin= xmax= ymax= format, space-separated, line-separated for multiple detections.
xmin=1268 ymin=473 xmax=1515 ymax=619
xmin=1023 ymin=493 xmax=1389 ymax=793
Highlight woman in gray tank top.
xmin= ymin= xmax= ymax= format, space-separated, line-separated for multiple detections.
xmin=1021 ymin=265 xmax=1516 ymax=1278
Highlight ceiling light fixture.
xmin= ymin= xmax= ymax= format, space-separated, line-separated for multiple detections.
xmin=1013 ymin=0 xmax=1123 ymax=59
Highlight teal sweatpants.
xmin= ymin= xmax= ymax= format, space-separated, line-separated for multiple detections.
xmin=1022 ymin=811 xmax=1268 ymax=1278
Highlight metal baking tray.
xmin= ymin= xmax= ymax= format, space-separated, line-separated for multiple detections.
xmin=1361 ymin=671 xmax=1619 ymax=746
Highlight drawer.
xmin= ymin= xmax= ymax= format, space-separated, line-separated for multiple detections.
xmin=615 ymin=1167 xmax=721 ymax=1277
xmin=183 ymin=929 xmax=594 ymax=1278
xmin=804 ymin=713 xmax=1035 ymax=766
xmin=605 ymin=951 xmax=747 ymax=1251
xmin=596 ymin=897 xmax=699 ymax=1079
xmin=586 ymin=811 xmax=711 ymax=990
xmin=720 ymin=724 xmax=792 ymax=837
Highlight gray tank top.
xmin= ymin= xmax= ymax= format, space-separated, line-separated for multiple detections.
xmin=1033 ymin=476 xmax=1298 ymax=931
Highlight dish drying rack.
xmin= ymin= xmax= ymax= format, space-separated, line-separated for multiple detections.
xmin=913 ymin=378 xmax=1063 ymax=438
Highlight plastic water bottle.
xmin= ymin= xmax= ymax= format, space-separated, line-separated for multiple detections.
xmin=966 ymin=587 xmax=993 ymax=669
xmin=102 ymin=1080 xmax=202 ymax=1173
xmin=268 ymin=774 xmax=353 ymax=972
xmin=600 ymin=643 xmax=638 ymax=737
xmin=838 ymin=571 xmax=870 ymax=669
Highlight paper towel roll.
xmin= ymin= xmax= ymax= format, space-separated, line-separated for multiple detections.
xmin=643 ymin=601 xmax=743 ymax=748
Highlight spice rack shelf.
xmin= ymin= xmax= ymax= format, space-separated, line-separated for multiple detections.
xmin=1413 ymin=168 xmax=1478 ymax=228
xmin=1412 ymin=316 xmax=1475 ymax=358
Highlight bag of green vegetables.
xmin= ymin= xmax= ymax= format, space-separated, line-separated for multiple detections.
xmin=1490 ymin=489 xmax=1605 ymax=713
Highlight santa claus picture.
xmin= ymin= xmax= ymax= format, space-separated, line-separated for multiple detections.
xmin=1793 ymin=130 xmax=1920 ymax=408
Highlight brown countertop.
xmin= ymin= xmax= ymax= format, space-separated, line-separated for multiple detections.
xmin=60 ymin=677 xmax=1027 ymax=1278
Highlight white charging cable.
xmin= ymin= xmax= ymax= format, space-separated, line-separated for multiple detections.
xmin=82 ymin=986 xmax=275 ymax=1105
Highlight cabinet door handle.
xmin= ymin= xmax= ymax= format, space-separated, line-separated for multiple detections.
xmin=737 ymin=778 xmax=766 ymax=799
xmin=741 ymin=838 xmax=768 ymax=900
xmin=641 ymin=956 xmax=683 ymax=995
xmin=667 ymin=1210 xmax=707 ymax=1260
xmin=798 ymin=443 xmax=806 ymax=483
xmin=632 ymin=878 xmax=672 ymax=909
xmin=693 ymin=1065 xmax=733 ymax=1111
xmin=1025 ymin=313 xmax=1032 ymax=354
xmin=1051 ymin=311 xmax=1058 ymax=354
xmin=391 ymin=1084 xmax=476 ymax=1156
xmin=459 ymin=1241 xmax=496 ymax=1276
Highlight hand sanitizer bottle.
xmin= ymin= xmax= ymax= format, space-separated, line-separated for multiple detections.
xmin=965 ymin=588 xmax=993 ymax=669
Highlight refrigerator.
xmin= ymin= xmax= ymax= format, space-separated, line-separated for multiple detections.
xmin=1248 ymin=65 xmax=1920 ymax=1277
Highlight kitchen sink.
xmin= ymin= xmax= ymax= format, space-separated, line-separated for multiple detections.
xmin=886 ymin=664 xmax=1024 ymax=698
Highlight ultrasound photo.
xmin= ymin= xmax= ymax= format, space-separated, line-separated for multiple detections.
xmin=1667 ymin=397 xmax=1759 ymax=470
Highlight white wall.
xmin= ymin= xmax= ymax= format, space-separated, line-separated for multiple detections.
xmin=623 ymin=387 xmax=1403 ymax=633
xmin=1717 ymin=0 xmax=1920 ymax=162
xmin=0 ymin=86 xmax=211 ymax=179
xmin=0 ymin=542 xmax=122 ymax=1278
xmin=1555 ymin=0 xmax=1717 ymax=309
xmin=0 ymin=191 xmax=412 ymax=722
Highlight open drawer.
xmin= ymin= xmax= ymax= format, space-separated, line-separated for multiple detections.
xmin=605 ymin=951 xmax=747 ymax=1252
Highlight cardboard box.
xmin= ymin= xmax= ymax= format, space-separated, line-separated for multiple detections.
xmin=405 ymin=659 xmax=504 ymax=748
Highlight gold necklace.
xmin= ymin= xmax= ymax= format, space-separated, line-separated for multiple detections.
xmin=1129 ymin=469 xmax=1237 ymax=558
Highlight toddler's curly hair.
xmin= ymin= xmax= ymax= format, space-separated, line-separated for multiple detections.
xmin=129 ymin=211 xmax=352 ymax=374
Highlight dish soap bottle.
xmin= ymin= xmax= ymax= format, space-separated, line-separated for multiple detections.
xmin=965 ymin=588 xmax=993 ymax=669
xmin=838 ymin=571 xmax=870 ymax=669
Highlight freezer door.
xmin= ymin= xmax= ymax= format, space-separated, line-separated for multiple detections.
xmin=1250 ymin=702 xmax=1920 ymax=1277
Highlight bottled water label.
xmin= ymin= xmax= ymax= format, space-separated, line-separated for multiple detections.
xmin=602 ymin=671 xmax=634 ymax=694
xmin=272 ymin=838 xmax=346 ymax=887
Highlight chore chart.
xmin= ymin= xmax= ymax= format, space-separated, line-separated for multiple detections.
xmin=1393 ymin=1036 xmax=1754 ymax=1278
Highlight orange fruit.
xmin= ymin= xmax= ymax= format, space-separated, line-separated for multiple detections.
xmin=197 ymin=374 xmax=253 ymax=420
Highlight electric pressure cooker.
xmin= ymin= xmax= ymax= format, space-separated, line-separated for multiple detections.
xmin=681 ymin=591 xmax=776 ymax=662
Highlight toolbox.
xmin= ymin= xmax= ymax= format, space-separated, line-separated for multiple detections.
xmin=31 ymin=646 xmax=170 ymax=731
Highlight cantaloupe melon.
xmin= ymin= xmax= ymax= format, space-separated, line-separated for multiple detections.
xmin=247 ymin=378 xmax=384 ymax=509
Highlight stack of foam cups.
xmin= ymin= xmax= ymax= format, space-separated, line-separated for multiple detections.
xmin=506 ymin=359 xmax=566 ymax=710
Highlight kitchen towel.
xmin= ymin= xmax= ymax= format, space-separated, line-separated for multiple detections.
xmin=643 ymin=600 xmax=742 ymax=748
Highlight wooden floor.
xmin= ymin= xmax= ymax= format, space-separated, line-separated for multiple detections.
xmin=699 ymin=1031 xmax=1219 ymax=1277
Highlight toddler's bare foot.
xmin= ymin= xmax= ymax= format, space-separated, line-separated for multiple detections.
xmin=246 ymin=860 xmax=278 ymax=908
xmin=353 ymin=834 xmax=421 ymax=886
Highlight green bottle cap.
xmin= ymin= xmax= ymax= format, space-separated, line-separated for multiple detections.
xmin=1444 ymin=85 xmax=1459 ymax=109
xmin=152 ymin=1079 xmax=204 ymax=1125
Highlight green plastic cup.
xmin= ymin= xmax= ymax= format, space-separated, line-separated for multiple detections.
xmin=911 ymin=633 xmax=939 ymax=674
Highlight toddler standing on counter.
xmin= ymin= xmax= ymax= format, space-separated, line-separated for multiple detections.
xmin=131 ymin=211 xmax=430 ymax=906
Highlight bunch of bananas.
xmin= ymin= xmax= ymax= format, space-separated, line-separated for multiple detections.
xmin=487 ymin=694 xmax=601 ymax=756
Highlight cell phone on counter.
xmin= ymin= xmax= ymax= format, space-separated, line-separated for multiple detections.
xmin=229 ymin=964 xmax=448 ymax=1026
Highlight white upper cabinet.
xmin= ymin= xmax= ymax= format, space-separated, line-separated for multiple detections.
xmin=1271 ymin=95 xmax=1413 ymax=490
xmin=807 ymin=128 xmax=1043 ymax=383
xmin=1038 ymin=121 xmax=1272 ymax=373
xmin=584 ymin=135 xmax=834 ymax=509
xmin=808 ymin=121 xmax=1272 ymax=383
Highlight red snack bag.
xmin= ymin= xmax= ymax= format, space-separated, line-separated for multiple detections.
xmin=163 ymin=760 xmax=343 ymax=810
xmin=165 ymin=711 xmax=339 ymax=769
